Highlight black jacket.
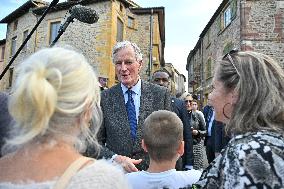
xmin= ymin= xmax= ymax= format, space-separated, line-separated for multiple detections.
xmin=171 ymin=97 xmax=194 ymax=166
xmin=190 ymin=111 xmax=206 ymax=144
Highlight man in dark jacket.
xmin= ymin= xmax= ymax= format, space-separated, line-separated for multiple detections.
xmin=214 ymin=121 xmax=231 ymax=157
xmin=89 ymin=41 xmax=171 ymax=172
xmin=152 ymin=69 xmax=194 ymax=170
xmin=203 ymin=104 xmax=216 ymax=163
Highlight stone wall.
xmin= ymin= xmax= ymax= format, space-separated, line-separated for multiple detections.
xmin=126 ymin=13 xmax=161 ymax=81
xmin=0 ymin=0 xmax=164 ymax=90
xmin=241 ymin=0 xmax=284 ymax=67
xmin=34 ymin=1 xmax=114 ymax=84
xmin=188 ymin=0 xmax=283 ymax=103
xmin=1 ymin=11 xmax=38 ymax=90
xmin=201 ymin=0 xmax=241 ymax=96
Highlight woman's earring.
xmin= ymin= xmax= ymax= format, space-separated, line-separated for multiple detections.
xmin=223 ymin=103 xmax=231 ymax=119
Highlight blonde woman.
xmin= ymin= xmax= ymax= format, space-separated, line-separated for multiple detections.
xmin=0 ymin=47 xmax=129 ymax=189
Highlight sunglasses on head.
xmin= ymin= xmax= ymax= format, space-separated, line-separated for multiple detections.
xmin=223 ymin=49 xmax=240 ymax=76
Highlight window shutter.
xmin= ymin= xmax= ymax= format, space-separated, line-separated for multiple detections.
xmin=231 ymin=0 xmax=237 ymax=19
xmin=218 ymin=14 xmax=222 ymax=32
xmin=116 ymin=17 xmax=123 ymax=42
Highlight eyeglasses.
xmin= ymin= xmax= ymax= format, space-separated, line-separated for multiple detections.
xmin=185 ymin=100 xmax=192 ymax=103
xmin=223 ymin=49 xmax=240 ymax=76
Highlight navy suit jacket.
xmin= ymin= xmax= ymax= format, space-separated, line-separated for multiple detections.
xmin=203 ymin=105 xmax=214 ymax=130
xmin=203 ymin=105 xmax=215 ymax=146
xmin=203 ymin=105 xmax=230 ymax=152
xmin=96 ymin=81 xmax=171 ymax=170
xmin=214 ymin=121 xmax=231 ymax=153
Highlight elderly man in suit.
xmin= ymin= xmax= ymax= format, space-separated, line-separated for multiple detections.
xmin=97 ymin=41 xmax=171 ymax=172
xmin=152 ymin=69 xmax=194 ymax=171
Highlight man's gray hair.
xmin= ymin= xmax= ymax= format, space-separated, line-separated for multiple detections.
xmin=112 ymin=41 xmax=143 ymax=62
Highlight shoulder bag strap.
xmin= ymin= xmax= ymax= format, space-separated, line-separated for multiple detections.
xmin=53 ymin=156 xmax=95 ymax=189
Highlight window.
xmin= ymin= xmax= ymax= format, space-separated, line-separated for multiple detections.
xmin=1 ymin=46 xmax=5 ymax=60
xmin=231 ymin=0 xmax=237 ymax=18
xmin=49 ymin=21 xmax=61 ymax=44
xmin=127 ymin=16 xmax=134 ymax=28
xmin=13 ymin=20 xmax=18 ymax=31
xmin=206 ymin=58 xmax=212 ymax=79
xmin=224 ymin=6 xmax=232 ymax=27
xmin=11 ymin=37 xmax=17 ymax=56
xmin=8 ymin=67 xmax=14 ymax=88
xmin=116 ymin=17 xmax=123 ymax=42
xmin=218 ymin=0 xmax=237 ymax=31
xmin=23 ymin=30 xmax=29 ymax=51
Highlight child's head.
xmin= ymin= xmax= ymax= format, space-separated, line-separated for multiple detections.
xmin=142 ymin=110 xmax=184 ymax=162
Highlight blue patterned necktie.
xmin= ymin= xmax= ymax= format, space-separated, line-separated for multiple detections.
xmin=126 ymin=89 xmax=137 ymax=140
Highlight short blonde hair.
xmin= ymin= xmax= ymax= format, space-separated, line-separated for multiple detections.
xmin=143 ymin=110 xmax=183 ymax=162
xmin=6 ymin=47 xmax=102 ymax=153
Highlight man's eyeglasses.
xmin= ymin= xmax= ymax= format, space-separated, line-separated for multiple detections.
xmin=223 ymin=49 xmax=240 ymax=76
xmin=185 ymin=100 xmax=192 ymax=103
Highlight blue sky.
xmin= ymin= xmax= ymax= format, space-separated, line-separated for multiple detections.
xmin=0 ymin=0 xmax=223 ymax=87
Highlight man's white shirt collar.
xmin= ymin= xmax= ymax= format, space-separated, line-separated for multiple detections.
xmin=121 ymin=79 xmax=141 ymax=95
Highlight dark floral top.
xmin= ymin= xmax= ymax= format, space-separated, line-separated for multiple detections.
xmin=195 ymin=130 xmax=284 ymax=189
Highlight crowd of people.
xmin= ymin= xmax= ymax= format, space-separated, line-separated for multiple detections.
xmin=0 ymin=41 xmax=283 ymax=189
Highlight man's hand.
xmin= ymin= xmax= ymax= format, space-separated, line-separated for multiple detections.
xmin=114 ymin=155 xmax=142 ymax=173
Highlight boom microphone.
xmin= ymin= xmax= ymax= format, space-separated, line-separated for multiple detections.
xmin=69 ymin=5 xmax=99 ymax=24
xmin=50 ymin=5 xmax=99 ymax=47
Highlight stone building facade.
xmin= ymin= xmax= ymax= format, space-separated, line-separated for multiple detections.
xmin=0 ymin=0 xmax=165 ymax=91
xmin=164 ymin=63 xmax=186 ymax=97
xmin=186 ymin=0 xmax=284 ymax=106
xmin=0 ymin=39 xmax=6 ymax=75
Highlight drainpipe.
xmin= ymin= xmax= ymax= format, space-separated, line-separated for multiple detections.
xmin=33 ymin=15 xmax=39 ymax=53
xmin=240 ymin=0 xmax=246 ymax=50
xmin=149 ymin=8 xmax=153 ymax=81
xmin=200 ymin=38 xmax=204 ymax=108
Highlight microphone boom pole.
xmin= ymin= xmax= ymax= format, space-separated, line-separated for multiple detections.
xmin=50 ymin=16 xmax=74 ymax=47
xmin=0 ymin=0 xmax=59 ymax=80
